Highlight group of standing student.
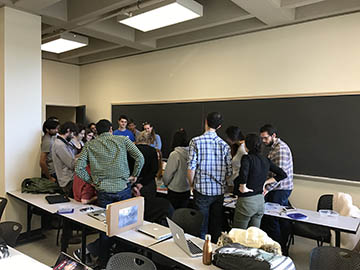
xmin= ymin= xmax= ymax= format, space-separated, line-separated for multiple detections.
xmin=163 ymin=112 xmax=293 ymax=256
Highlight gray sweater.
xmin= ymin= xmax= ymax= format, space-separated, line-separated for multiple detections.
xmin=52 ymin=136 xmax=75 ymax=187
xmin=162 ymin=146 xmax=190 ymax=193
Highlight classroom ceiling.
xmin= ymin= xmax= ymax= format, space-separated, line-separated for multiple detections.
xmin=1 ymin=0 xmax=359 ymax=65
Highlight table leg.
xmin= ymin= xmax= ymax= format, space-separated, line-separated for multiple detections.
xmin=335 ymin=231 xmax=340 ymax=247
xmin=26 ymin=205 xmax=32 ymax=240
xmin=81 ymin=226 xmax=87 ymax=263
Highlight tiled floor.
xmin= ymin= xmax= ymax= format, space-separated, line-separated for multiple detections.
xmin=15 ymin=229 xmax=319 ymax=269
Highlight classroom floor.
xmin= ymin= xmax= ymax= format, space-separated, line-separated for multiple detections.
xmin=15 ymin=229 xmax=318 ymax=269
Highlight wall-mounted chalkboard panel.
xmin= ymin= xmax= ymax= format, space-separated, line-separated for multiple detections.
xmin=112 ymin=102 xmax=204 ymax=158
xmin=112 ymin=94 xmax=360 ymax=181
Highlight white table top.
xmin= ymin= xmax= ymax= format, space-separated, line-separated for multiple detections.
xmin=0 ymin=246 xmax=51 ymax=270
xmin=149 ymin=234 xmax=220 ymax=270
xmin=224 ymin=196 xmax=360 ymax=234
xmin=265 ymin=207 xmax=360 ymax=233
xmin=7 ymin=190 xmax=167 ymax=247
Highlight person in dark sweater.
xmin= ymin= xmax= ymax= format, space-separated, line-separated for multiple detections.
xmin=134 ymin=131 xmax=159 ymax=199
xmin=128 ymin=131 xmax=173 ymax=225
xmin=233 ymin=133 xmax=287 ymax=229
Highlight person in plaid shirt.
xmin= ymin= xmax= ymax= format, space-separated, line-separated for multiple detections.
xmin=188 ymin=112 xmax=232 ymax=241
xmin=75 ymin=119 xmax=144 ymax=267
xmin=260 ymin=124 xmax=293 ymax=255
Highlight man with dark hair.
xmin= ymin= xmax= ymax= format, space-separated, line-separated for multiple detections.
xmin=187 ymin=112 xmax=232 ymax=241
xmin=260 ymin=124 xmax=293 ymax=255
xmin=88 ymin=122 xmax=97 ymax=137
xmin=113 ymin=115 xmax=135 ymax=142
xmin=127 ymin=118 xmax=140 ymax=139
xmin=75 ymin=119 xmax=144 ymax=267
xmin=40 ymin=119 xmax=59 ymax=182
xmin=52 ymin=121 xmax=78 ymax=196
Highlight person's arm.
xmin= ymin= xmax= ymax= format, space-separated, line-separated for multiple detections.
xmin=75 ymin=146 xmax=91 ymax=183
xmin=187 ymin=169 xmax=195 ymax=189
xmin=150 ymin=148 xmax=159 ymax=176
xmin=269 ymin=159 xmax=287 ymax=182
xmin=224 ymin=145 xmax=232 ymax=178
xmin=187 ymin=140 xmax=197 ymax=188
xmin=40 ymin=152 xmax=50 ymax=177
xmin=125 ymin=138 xmax=145 ymax=178
xmin=235 ymin=155 xmax=253 ymax=193
xmin=155 ymin=134 xmax=162 ymax=150
xmin=162 ymin=152 xmax=179 ymax=186
xmin=54 ymin=143 xmax=75 ymax=170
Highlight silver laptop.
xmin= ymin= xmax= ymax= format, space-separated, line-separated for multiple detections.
xmin=87 ymin=209 xmax=106 ymax=223
xmin=166 ymin=217 xmax=203 ymax=257
xmin=137 ymin=223 xmax=172 ymax=240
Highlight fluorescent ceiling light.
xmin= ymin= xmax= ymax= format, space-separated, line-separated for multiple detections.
xmin=118 ymin=0 xmax=203 ymax=32
xmin=41 ymin=32 xmax=89 ymax=54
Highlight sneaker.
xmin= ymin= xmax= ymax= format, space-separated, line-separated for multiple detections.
xmin=73 ymin=248 xmax=82 ymax=261
xmin=73 ymin=248 xmax=93 ymax=265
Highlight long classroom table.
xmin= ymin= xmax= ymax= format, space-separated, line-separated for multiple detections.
xmin=7 ymin=190 xmax=219 ymax=270
xmin=224 ymin=196 xmax=360 ymax=247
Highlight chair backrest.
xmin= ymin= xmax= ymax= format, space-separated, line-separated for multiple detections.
xmin=171 ymin=208 xmax=203 ymax=237
xmin=0 ymin=197 xmax=7 ymax=221
xmin=310 ymin=246 xmax=360 ymax=270
xmin=0 ymin=221 xmax=22 ymax=247
xmin=106 ymin=252 xmax=157 ymax=270
xmin=317 ymin=194 xmax=333 ymax=211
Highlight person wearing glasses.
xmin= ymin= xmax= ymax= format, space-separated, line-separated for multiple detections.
xmin=259 ymin=124 xmax=293 ymax=255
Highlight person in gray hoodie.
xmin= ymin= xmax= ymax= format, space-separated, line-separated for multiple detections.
xmin=163 ymin=128 xmax=190 ymax=209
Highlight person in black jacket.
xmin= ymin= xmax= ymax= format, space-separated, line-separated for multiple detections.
xmin=233 ymin=133 xmax=287 ymax=229
xmin=128 ymin=131 xmax=173 ymax=225
xmin=133 ymin=131 xmax=159 ymax=199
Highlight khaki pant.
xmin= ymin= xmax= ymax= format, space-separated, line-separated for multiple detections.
xmin=233 ymin=194 xmax=265 ymax=229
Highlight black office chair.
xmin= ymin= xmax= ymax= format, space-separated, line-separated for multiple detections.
xmin=0 ymin=197 xmax=7 ymax=221
xmin=310 ymin=246 xmax=360 ymax=270
xmin=287 ymin=194 xmax=333 ymax=249
xmin=0 ymin=221 xmax=22 ymax=247
xmin=106 ymin=252 xmax=157 ymax=270
xmin=171 ymin=208 xmax=203 ymax=237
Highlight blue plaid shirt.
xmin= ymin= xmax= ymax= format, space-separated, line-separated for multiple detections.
xmin=267 ymin=138 xmax=294 ymax=191
xmin=188 ymin=131 xmax=232 ymax=196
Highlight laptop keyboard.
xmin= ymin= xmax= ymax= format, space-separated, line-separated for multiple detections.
xmin=186 ymin=239 xmax=202 ymax=254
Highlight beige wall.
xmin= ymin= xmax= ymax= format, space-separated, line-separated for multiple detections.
xmin=0 ymin=7 xmax=41 ymax=224
xmin=42 ymin=59 xmax=80 ymax=121
xmin=77 ymin=12 xmax=360 ymax=210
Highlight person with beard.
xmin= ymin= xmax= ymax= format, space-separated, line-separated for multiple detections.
xmin=40 ymin=119 xmax=59 ymax=182
xmin=259 ymin=124 xmax=293 ymax=255
xmin=52 ymin=122 xmax=78 ymax=197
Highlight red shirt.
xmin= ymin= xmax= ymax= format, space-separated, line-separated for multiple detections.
xmin=73 ymin=166 xmax=96 ymax=202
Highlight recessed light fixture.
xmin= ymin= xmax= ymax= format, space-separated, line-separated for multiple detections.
xmin=41 ymin=32 xmax=89 ymax=54
xmin=118 ymin=0 xmax=203 ymax=32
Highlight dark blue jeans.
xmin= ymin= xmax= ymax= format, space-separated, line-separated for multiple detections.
xmin=97 ymin=185 xmax=132 ymax=267
xmin=261 ymin=189 xmax=292 ymax=253
xmin=193 ymin=190 xmax=224 ymax=242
